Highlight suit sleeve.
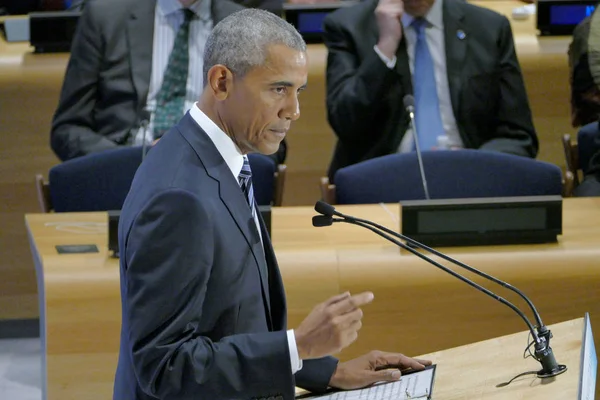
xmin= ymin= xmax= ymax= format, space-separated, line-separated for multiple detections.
xmin=50 ymin=3 xmax=119 ymax=161
xmin=295 ymin=357 xmax=339 ymax=394
xmin=324 ymin=16 xmax=400 ymax=145
xmin=123 ymin=189 xmax=295 ymax=399
xmin=478 ymin=16 xmax=538 ymax=158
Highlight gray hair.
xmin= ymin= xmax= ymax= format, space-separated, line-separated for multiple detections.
xmin=203 ymin=8 xmax=306 ymax=84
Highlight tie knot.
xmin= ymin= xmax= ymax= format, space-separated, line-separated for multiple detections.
xmin=239 ymin=156 xmax=252 ymax=180
xmin=183 ymin=8 xmax=195 ymax=23
xmin=411 ymin=17 xmax=427 ymax=34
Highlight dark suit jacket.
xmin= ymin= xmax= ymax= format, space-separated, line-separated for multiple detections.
xmin=51 ymin=0 xmax=287 ymax=164
xmin=114 ymin=114 xmax=337 ymax=400
xmin=324 ymin=0 xmax=538 ymax=181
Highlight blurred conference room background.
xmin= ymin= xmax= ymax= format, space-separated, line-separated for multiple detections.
xmin=0 ymin=0 xmax=599 ymax=398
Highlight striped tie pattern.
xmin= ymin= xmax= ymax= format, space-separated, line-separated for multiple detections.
xmin=238 ymin=156 xmax=256 ymax=220
xmin=153 ymin=9 xmax=195 ymax=139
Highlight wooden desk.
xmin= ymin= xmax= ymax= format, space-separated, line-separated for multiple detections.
xmin=0 ymin=0 xmax=581 ymax=328
xmin=420 ymin=318 xmax=588 ymax=399
xmin=25 ymin=198 xmax=600 ymax=399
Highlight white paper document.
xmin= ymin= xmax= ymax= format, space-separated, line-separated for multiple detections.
xmin=298 ymin=365 xmax=436 ymax=400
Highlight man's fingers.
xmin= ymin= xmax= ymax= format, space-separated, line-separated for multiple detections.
xmin=374 ymin=352 xmax=431 ymax=371
xmin=413 ymin=358 xmax=433 ymax=367
xmin=323 ymin=291 xmax=351 ymax=306
xmin=330 ymin=292 xmax=374 ymax=315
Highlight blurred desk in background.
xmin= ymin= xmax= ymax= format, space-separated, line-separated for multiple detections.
xmin=25 ymin=197 xmax=600 ymax=399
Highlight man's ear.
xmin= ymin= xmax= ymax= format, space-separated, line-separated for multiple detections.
xmin=206 ymin=65 xmax=233 ymax=100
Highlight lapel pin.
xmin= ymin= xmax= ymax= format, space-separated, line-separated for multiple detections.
xmin=457 ymin=30 xmax=466 ymax=40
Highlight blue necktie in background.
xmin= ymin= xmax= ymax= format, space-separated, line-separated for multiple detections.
xmin=412 ymin=18 xmax=445 ymax=151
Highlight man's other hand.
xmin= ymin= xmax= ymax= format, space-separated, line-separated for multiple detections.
xmin=329 ymin=350 xmax=432 ymax=390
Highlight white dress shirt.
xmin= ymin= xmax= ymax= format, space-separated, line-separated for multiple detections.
xmin=135 ymin=0 xmax=213 ymax=145
xmin=189 ymin=104 xmax=303 ymax=374
xmin=374 ymin=0 xmax=463 ymax=152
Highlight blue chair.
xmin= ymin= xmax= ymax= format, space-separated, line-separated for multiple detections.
xmin=247 ymin=153 xmax=286 ymax=206
xmin=36 ymin=147 xmax=143 ymax=212
xmin=35 ymin=148 xmax=287 ymax=212
xmin=563 ymin=121 xmax=600 ymax=195
xmin=321 ymin=150 xmax=563 ymax=204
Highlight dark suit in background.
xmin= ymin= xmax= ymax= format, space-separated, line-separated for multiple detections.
xmin=114 ymin=114 xmax=336 ymax=399
xmin=569 ymin=9 xmax=600 ymax=196
xmin=324 ymin=0 xmax=537 ymax=180
xmin=50 ymin=0 xmax=287 ymax=164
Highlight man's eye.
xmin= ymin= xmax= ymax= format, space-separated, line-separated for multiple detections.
xmin=274 ymin=87 xmax=287 ymax=94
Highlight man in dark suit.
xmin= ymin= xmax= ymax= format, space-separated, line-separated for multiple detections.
xmin=114 ymin=8 xmax=430 ymax=400
xmin=51 ymin=0 xmax=286 ymax=165
xmin=323 ymin=0 xmax=538 ymax=181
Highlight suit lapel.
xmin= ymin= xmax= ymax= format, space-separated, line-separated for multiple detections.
xmin=177 ymin=115 xmax=273 ymax=323
xmin=443 ymin=0 xmax=467 ymax=117
xmin=127 ymin=1 xmax=155 ymax=110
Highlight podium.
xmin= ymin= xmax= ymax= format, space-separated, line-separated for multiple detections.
xmin=302 ymin=316 xmax=596 ymax=399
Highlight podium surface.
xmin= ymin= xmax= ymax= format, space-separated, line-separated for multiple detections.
xmin=25 ymin=198 xmax=600 ymax=399
xmin=419 ymin=318 xmax=588 ymax=399
xmin=296 ymin=318 xmax=594 ymax=399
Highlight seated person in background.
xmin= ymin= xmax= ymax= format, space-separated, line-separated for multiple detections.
xmin=570 ymin=9 xmax=600 ymax=196
xmin=575 ymin=146 xmax=600 ymax=196
xmin=569 ymin=8 xmax=600 ymax=127
xmin=323 ymin=0 xmax=538 ymax=181
xmin=51 ymin=0 xmax=287 ymax=165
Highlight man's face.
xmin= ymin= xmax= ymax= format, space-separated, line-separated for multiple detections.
xmin=403 ymin=0 xmax=435 ymax=17
xmin=221 ymin=44 xmax=308 ymax=155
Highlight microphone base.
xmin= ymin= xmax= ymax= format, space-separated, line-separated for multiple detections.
xmin=536 ymin=364 xmax=567 ymax=379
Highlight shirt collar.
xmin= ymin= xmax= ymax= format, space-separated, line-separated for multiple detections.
xmin=158 ymin=0 xmax=212 ymax=22
xmin=401 ymin=0 xmax=444 ymax=31
xmin=189 ymin=103 xmax=244 ymax=179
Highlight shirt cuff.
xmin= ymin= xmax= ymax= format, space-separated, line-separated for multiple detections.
xmin=374 ymin=45 xmax=397 ymax=69
xmin=287 ymin=329 xmax=303 ymax=374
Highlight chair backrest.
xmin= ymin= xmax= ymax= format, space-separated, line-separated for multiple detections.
xmin=49 ymin=147 xmax=143 ymax=212
xmin=35 ymin=174 xmax=52 ymax=213
xmin=562 ymin=133 xmax=579 ymax=188
xmin=330 ymin=150 xmax=563 ymax=204
xmin=247 ymin=153 xmax=287 ymax=206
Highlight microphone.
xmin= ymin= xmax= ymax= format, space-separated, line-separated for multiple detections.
xmin=403 ymin=94 xmax=430 ymax=200
xmin=313 ymin=200 xmax=567 ymax=379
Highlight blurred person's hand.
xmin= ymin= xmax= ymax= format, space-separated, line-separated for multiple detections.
xmin=375 ymin=0 xmax=404 ymax=60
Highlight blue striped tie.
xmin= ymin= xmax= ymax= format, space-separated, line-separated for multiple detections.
xmin=412 ymin=17 xmax=445 ymax=151
xmin=239 ymin=156 xmax=268 ymax=280
xmin=238 ymin=156 xmax=256 ymax=220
